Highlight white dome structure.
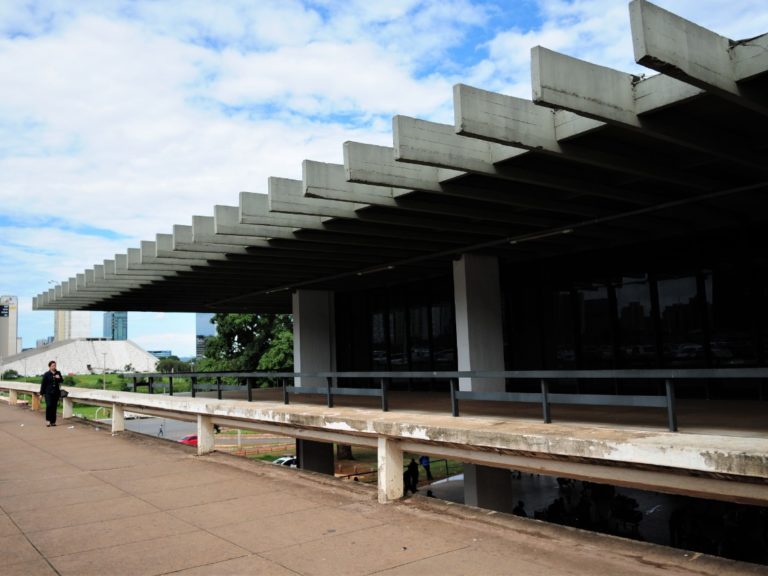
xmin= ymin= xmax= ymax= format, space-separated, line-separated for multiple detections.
xmin=0 ymin=339 xmax=158 ymax=377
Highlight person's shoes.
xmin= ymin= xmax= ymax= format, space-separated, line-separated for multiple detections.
xmin=46 ymin=422 xmax=51 ymax=427
xmin=51 ymin=423 xmax=56 ymax=427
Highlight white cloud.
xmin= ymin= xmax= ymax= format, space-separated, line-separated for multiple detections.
xmin=210 ymin=41 xmax=453 ymax=117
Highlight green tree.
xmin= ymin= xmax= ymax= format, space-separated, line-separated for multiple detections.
xmin=203 ymin=313 xmax=293 ymax=371
xmin=156 ymin=356 xmax=191 ymax=373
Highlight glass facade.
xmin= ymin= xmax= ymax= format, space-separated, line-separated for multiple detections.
xmin=332 ymin=226 xmax=768 ymax=399
xmin=335 ymin=277 xmax=456 ymax=390
xmin=103 ymin=311 xmax=128 ymax=341
xmin=499 ymin=226 xmax=768 ymax=397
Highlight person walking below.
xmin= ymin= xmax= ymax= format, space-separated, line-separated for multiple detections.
xmin=407 ymin=458 xmax=420 ymax=492
xmin=39 ymin=360 xmax=63 ymax=427
xmin=419 ymin=455 xmax=433 ymax=481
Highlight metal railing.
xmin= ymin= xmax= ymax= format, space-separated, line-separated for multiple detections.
xmin=126 ymin=368 xmax=768 ymax=433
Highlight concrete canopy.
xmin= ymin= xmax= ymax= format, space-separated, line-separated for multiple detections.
xmin=34 ymin=0 xmax=768 ymax=314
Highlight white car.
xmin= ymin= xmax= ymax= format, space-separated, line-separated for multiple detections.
xmin=273 ymin=455 xmax=297 ymax=468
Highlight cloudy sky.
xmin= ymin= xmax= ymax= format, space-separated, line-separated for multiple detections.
xmin=1 ymin=0 xmax=766 ymax=359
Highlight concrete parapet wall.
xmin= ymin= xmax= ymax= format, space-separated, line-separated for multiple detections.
xmin=2 ymin=380 xmax=766 ymax=504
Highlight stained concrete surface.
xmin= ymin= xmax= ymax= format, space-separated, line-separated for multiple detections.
xmin=2 ymin=403 xmax=768 ymax=576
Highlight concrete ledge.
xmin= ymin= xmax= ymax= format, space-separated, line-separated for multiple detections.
xmin=3 ymin=381 xmax=766 ymax=504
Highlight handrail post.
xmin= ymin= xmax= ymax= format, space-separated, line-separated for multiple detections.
xmin=541 ymin=379 xmax=551 ymax=423
xmin=450 ymin=378 xmax=459 ymax=417
xmin=132 ymin=376 xmax=137 ymax=392
xmin=216 ymin=376 xmax=222 ymax=400
xmin=665 ymin=379 xmax=678 ymax=432
xmin=283 ymin=378 xmax=289 ymax=405
xmin=326 ymin=376 xmax=334 ymax=408
xmin=191 ymin=376 xmax=197 ymax=398
xmin=168 ymin=376 xmax=174 ymax=396
xmin=148 ymin=376 xmax=154 ymax=394
xmin=380 ymin=377 xmax=389 ymax=412
xmin=246 ymin=377 xmax=253 ymax=402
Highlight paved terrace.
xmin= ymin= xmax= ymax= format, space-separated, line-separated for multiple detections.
xmin=3 ymin=382 xmax=768 ymax=506
xmin=3 ymin=403 xmax=768 ymax=576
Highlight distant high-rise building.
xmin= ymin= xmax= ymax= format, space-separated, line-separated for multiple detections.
xmin=54 ymin=310 xmax=91 ymax=341
xmin=0 ymin=295 xmax=19 ymax=360
xmin=36 ymin=336 xmax=54 ymax=348
xmin=149 ymin=350 xmax=173 ymax=359
xmin=103 ymin=311 xmax=128 ymax=340
xmin=196 ymin=313 xmax=216 ymax=357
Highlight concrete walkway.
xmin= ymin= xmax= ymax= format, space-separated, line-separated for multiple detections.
xmin=1 ymin=403 xmax=766 ymax=576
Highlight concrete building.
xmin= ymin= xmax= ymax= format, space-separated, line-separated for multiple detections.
xmin=54 ymin=310 xmax=91 ymax=341
xmin=30 ymin=0 xmax=768 ymax=531
xmin=0 ymin=295 xmax=19 ymax=360
xmin=103 ymin=311 xmax=128 ymax=340
xmin=196 ymin=312 xmax=216 ymax=357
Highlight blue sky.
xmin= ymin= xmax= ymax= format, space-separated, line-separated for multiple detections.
xmin=1 ymin=0 xmax=767 ymax=358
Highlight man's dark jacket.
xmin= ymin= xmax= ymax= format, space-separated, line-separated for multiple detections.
xmin=40 ymin=370 xmax=63 ymax=397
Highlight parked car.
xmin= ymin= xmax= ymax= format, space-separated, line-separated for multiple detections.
xmin=178 ymin=434 xmax=198 ymax=447
xmin=273 ymin=455 xmax=297 ymax=467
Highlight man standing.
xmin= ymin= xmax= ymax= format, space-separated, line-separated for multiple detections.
xmin=407 ymin=458 xmax=419 ymax=492
xmin=419 ymin=455 xmax=433 ymax=481
xmin=39 ymin=360 xmax=63 ymax=427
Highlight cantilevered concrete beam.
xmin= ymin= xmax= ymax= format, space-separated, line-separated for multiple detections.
xmin=343 ymin=147 xmax=641 ymax=250
xmin=172 ymin=223 xmax=252 ymax=257
xmin=342 ymin=147 xmax=594 ymax=219
xmin=532 ymin=46 xmax=766 ymax=170
xmin=133 ymin=244 xmax=200 ymax=271
xmin=131 ymin=245 xmax=209 ymax=268
xmin=269 ymin=177 xmax=485 ymax=246
xmin=303 ymin=160 xmax=408 ymax=206
xmin=105 ymin=259 xmax=170 ymax=279
xmin=305 ymin=159 xmax=578 ymax=227
xmin=156 ymin=232 xmax=241 ymax=255
xmin=452 ymin=84 xmax=710 ymax=190
xmin=303 ymin=161 xmax=530 ymax=237
xmin=630 ymin=0 xmax=768 ymax=116
xmin=200 ymin=211 xmax=286 ymax=245
xmin=205 ymin=211 xmax=296 ymax=241
xmin=349 ymin=140 xmax=657 ymax=207
xmin=393 ymin=115 xmax=527 ymax=173
xmin=44 ymin=238 xmax=214 ymax=309
xmin=345 ymin=142 xmax=461 ymax=191
xmin=240 ymin=185 xmax=464 ymax=280
xmin=232 ymin=196 xmax=411 ymax=262
xmin=241 ymin=192 xmax=326 ymax=228
xmin=269 ymin=176 xmax=368 ymax=218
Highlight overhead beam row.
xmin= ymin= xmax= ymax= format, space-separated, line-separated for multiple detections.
xmin=35 ymin=0 xmax=768 ymax=313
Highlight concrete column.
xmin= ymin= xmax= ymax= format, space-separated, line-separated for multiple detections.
xmin=8 ymin=390 xmax=17 ymax=405
xmin=296 ymin=439 xmax=334 ymax=475
xmin=62 ymin=397 xmax=73 ymax=419
xmin=377 ymin=436 xmax=404 ymax=503
xmin=197 ymin=414 xmax=215 ymax=456
xmin=292 ymin=289 xmax=335 ymax=387
xmin=464 ymin=464 xmax=515 ymax=513
xmin=31 ymin=393 xmax=41 ymax=410
xmin=112 ymin=404 xmax=125 ymax=433
xmin=453 ymin=253 xmax=505 ymax=391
